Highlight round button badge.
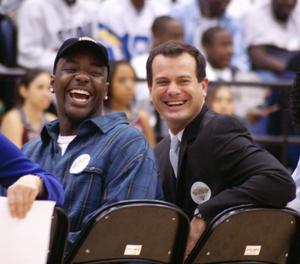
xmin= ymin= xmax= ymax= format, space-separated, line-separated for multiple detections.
xmin=69 ymin=154 xmax=91 ymax=174
xmin=190 ymin=181 xmax=211 ymax=205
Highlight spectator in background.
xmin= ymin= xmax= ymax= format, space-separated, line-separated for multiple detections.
xmin=201 ymin=26 xmax=276 ymax=134
xmin=244 ymin=0 xmax=300 ymax=77
xmin=131 ymin=15 xmax=184 ymax=140
xmin=0 ymin=9 xmax=18 ymax=112
xmin=244 ymin=0 xmax=300 ymax=169
xmin=104 ymin=60 xmax=156 ymax=147
xmin=0 ymin=0 xmax=23 ymax=21
xmin=170 ymin=0 xmax=249 ymax=71
xmin=17 ymin=0 xmax=97 ymax=72
xmin=1 ymin=68 xmax=56 ymax=148
xmin=132 ymin=15 xmax=184 ymax=87
xmin=97 ymin=0 xmax=169 ymax=61
xmin=206 ymin=84 xmax=235 ymax=116
xmin=226 ymin=0 xmax=269 ymax=19
xmin=0 ymin=132 xmax=64 ymax=218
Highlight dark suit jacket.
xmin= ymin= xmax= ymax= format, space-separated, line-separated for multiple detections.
xmin=155 ymin=105 xmax=295 ymax=220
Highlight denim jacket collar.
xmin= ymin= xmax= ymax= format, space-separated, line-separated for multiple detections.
xmin=41 ymin=112 xmax=129 ymax=143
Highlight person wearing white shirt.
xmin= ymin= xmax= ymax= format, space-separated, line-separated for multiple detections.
xmin=97 ymin=0 xmax=169 ymax=61
xmin=17 ymin=0 xmax=97 ymax=72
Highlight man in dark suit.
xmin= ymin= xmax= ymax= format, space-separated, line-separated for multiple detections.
xmin=146 ymin=40 xmax=296 ymax=257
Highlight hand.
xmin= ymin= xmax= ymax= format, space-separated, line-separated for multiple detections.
xmin=246 ymin=104 xmax=279 ymax=123
xmin=185 ymin=217 xmax=207 ymax=259
xmin=7 ymin=175 xmax=44 ymax=219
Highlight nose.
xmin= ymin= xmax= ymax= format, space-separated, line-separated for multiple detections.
xmin=75 ymin=71 xmax=90 ymax=84
xmin=166 ymin=81 xmax=180 ymax=96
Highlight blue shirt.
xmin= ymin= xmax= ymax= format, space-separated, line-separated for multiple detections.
xmin=22 ymin=112 xmax=163 ymax=243
xmin=0 ymin=132 xmax=64 ymax=205
xmin=170 ymin=0 xmax=249 ymax=71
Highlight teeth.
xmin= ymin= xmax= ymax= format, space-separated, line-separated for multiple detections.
xmin=69 ymin=89 xmax=91 ymax=96
xmin=73 ymin=98 xmax=87 ymax=102
xmin=167 ymin=101 xmax=184 ymax=106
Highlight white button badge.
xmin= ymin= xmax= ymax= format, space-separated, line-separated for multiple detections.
xmin=70 ymin=154 xmax=91 ymax=174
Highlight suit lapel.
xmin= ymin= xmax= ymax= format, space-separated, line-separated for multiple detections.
xmin=155 ymin=137 xmax=177 ymax=203
xmin=177 ymin=105 xmax=208 ymax=178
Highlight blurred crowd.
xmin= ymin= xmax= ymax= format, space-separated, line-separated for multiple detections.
xmin=0 ymin=0 xmax=300 ymax=168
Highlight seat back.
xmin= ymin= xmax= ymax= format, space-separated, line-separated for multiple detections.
xmin=186 ymin=205 xmax=300 ymax=264
xmin=65 ymin=200 xmax=190 ymax=264
xmin=48 ymin=207 xmax=69 ymax=264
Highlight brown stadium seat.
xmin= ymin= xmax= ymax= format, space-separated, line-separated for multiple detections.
xmin=48 ymin=207 xmax=69 ymax=264
xmin=64 ymin=200 xmax=190 ymax=264
xmin=185 ymin=205 xmax=300 ymax=264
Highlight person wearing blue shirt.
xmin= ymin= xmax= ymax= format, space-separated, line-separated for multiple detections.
xmin=170 ymin=0 xmax=249 ymax=71
xmin=22 ymin=37 xmax=163 ymax=245
xmin=0 ymin=132 xmax=64 ymax=218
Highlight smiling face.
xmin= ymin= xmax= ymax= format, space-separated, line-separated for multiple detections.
xmin=51 ymin=47 xmax=108 ymax=134
xmin=149 ymin=53 xmax=208 ymax=134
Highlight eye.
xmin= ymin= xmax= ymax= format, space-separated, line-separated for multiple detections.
xmin=179 ymin=79 xmax=191 ymax=85
xmin=63 ymin=67 xmax=77 ymax=73
xmin=155 ymin=79 xmax=169 ymax=86
xmin=89 ymin=67 xmax=104 ymax=77
xmin=90 ymin=71 xmax=103 ymax=77
xmin=37 ymin=84 xmax=45 ymax=90
xmin=117 ymin=77 xmax=126 ymax=83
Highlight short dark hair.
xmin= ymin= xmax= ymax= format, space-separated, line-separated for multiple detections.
xmin=201 ymin=26 xmax=229 ymax=47
xmin=146 ymin=40 xmax=206 ymax=86
xmin=151 ymin=15 xmax=176 ymax=36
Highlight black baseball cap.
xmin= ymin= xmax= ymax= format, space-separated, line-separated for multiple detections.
xmin=53 ymin=36 xmax=110 ymax=74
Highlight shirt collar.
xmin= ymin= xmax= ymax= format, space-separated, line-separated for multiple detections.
xmin=168 ymin=129 xmax=184 ymax=143
xmin=41 ymin=112 xmax=129 ymax=142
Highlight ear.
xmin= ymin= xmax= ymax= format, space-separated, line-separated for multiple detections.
xmin=18 ymin=84 xmax=28 ymax=99
xmin=103 ymin=82 xmax=109 ymax=100
xmin=50 ymin=74 xmax=55 ymax=92
xmin=105 ymin=82 xmax=109 ymax=98
xmin=148 ymin=85 xmax=153 ymax=102
xmin=201 ymin=78 xmax=208 ymax=98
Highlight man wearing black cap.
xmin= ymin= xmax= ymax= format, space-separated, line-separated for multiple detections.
xmin=22 ymin=36 xmax=163 ymax=245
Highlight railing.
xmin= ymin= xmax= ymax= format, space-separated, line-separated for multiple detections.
xmin=211 ymin=80 xmax=300 ymax=168
xmin=1 ymin=70 xmax=298 ymax=168
xmin=137 ymin=78 xmax=299 ymax=168
xmin=0 ymin=63 xmax=25 ymax=77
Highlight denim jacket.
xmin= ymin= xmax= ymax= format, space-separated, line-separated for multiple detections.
xmin=23 ymin=112 xmax=163 ymax=244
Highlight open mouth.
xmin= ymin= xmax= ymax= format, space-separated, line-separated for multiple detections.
xmin=69 ymin=89 xmax=91 ymax=103
xmin=165 ymin=100 xmax=186 ymax=107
